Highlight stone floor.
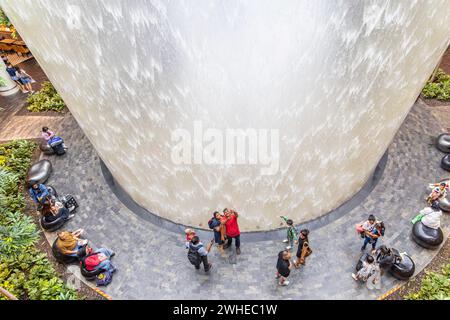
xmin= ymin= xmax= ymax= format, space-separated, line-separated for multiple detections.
xmin=36 ymin=98 xmax=449 ymax=300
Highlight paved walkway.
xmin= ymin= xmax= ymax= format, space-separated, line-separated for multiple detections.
xmin=0 ymin=58 xmax=66 ymax=143
xmin=37 ymin=98 xmax=449 ymax=300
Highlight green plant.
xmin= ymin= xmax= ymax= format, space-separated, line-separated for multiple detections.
xmin=0 ymin=76 xmax=7 ymax=87
xmin=0 ymin=140 xmax=80 ymax=300
xmin=422 ymin=69 xmax=450 ymax=101
xmin=26 ymin=81 xmax=66 ymax=113
xmin=405 ymin=260 xmax=450 ymax=300
xmin=0 ymin=7 xmax=17 ymax=38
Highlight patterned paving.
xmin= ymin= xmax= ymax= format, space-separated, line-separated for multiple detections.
xmin=37 ymin=98 xmax=449 ymax=300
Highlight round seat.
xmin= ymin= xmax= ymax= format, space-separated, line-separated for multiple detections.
xmin=40 ymin=209 xmax=69 ymax=232
xmin=441 ymin=155 xmax=450 ymax=172
xmin=389 ymin=253 xmax=415 ymax=280
xmin=27 ymin=159 xmax=52 ymax=185
xmin=412 ymin=221 xmax=444 ymax=249
xmin=439 ymin=198 xmax=450 ymax=212
xmin=436 ymin=134 xmax=450 ymax=153
xmin=52 ymin=239 xmax=79 ymax=264
xmin=80 ymin=256 xmax=105 ymax=280
xmin=39 ymin=141 xmax=55 ymax=155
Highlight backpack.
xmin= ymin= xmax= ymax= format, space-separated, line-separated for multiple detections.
xmin=187 ymin=244 xmax=202 ymax=266
xmin=96 ymin=270 xmax=114 ymax=286
xmin=84 ymin=253 xmax=101 ymax=271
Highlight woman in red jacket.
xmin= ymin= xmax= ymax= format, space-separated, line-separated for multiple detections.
xmin=222 ymin=208 xmax=241 ymax=255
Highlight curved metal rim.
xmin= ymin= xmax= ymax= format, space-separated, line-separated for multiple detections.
xmin=100 ymin=151 xmax=388 ymax=242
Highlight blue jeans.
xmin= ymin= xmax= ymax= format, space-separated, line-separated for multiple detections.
xmin=362 ymin=231 xmax=379 ymax=250
xmin=95 ymin=248 xmax=115 ymax=272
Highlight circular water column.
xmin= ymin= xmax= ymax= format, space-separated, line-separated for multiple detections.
xmin=3 ymin=0 xmax=449 ymax=231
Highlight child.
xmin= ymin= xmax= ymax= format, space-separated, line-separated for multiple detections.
xmin=426 ymin=181 xmax=449 ymax=204
xmin=279 ymin=215 xmax=298 ymax=250
xmin=184 ymin=228 xmax=196 ymax=249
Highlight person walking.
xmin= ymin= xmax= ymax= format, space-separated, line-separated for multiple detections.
xmin=222 ymin=208 xmax=241 ymax=255
xmin=294 ymin=229 xmax=312 ymax=268
xmin=187 ymin=236 xmax=213 ymax=272
xmin=279 ymin=215 xmax=298 ymax=250
xmin=276 ymin=250 xmax=293 ymax=286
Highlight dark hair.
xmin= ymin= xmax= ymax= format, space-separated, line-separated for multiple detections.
xmin=286 ymin=219 xmax=293 ymax=226
xmin=213 ymin=211 xmax=219 ymax=217
xmin=28 ymin=180 xmax=38 ymax=188
xmin=223 ymin=208 xmax=228 ymax=213
xmin=431 ymin=200 xmax=440 ymax=211
xmin=191 ymin=236 xmax=200 ymax=245
xmin=368 ymin=214 xmax=376 ymax=221
xmin=378 ymin=245 xmax=388 ymax=254
xmin=366 ymin=255 xmax=374 ymax=263
xmin=42 ymin=126 xmax=49 ymax=132
xmin=300 ymin=229 xmax=309 ymax=237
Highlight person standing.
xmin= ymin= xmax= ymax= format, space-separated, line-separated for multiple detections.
xmin=360 ymin=214 xmax=381 ymax=253
xmin=222 ymin=208 xmax=241 ymax=255
xmin=294 ymin=229 xmax=312 ymax=268
xmin=276 ymin=250 xmax=293 ymax=286
xmin=279 ymin=215 xmax=298 ymax=250
xmin=187 ymin=236 xmax=213 ymax=272
xmin=208 ymin=211 xmax=225 ymax=254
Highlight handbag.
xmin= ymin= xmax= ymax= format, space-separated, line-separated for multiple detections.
xmin=299 ymin=241 xmax=312 ymax=264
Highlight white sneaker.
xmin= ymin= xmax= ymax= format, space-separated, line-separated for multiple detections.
xmin=282 ymin=239 xmax=289 ymax=243
xmin=67 ymin=214 xmax=75 ymax=220
xmin=279 ymin=280 xmax=289 ymax=286
xmin=286 ymin=246 xmax=292 ymax=250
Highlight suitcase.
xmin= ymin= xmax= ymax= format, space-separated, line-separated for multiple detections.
xmin=53 ymin=143 xmax=66 ymax=155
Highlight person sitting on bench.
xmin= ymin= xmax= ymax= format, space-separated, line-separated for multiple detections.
xmin=83 ymin=246 xmax=116 ymax=273
xmin=41 ymin=200 xmax=73 ymax=222
xmin=56 ymin=229 xmax=88 ymax=257
xmin=29 ymin=182 xmax=53 ymax=211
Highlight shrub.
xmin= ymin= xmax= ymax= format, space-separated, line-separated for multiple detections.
xmin=405 ymin=260 xmax=450 ymax=300
xmin=0 ymin=140 xmax=79 ymax=300
xmin=26 ymin=81 xmax=66 ymax=113
xmin=422 ymin=69 xmax=450 ymax=101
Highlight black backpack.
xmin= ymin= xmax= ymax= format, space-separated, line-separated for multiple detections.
xmin=187 ymin=243 xmax=203 ymax=266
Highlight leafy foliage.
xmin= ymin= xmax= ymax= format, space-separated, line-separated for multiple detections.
xmin=26 ymin=82 xmax=66 ymax=113
xmin=0 ymin=7 xmax=17 ymax=38
xmin=422 ymin=69 xmax=450 ymax=101
xmin=0 ymin=140 xmax=79 ymax=300
xmin=0 ymin=76 xmax=7 ymax=87
xmin=405 ymin=260 xmax=450 ymax=300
